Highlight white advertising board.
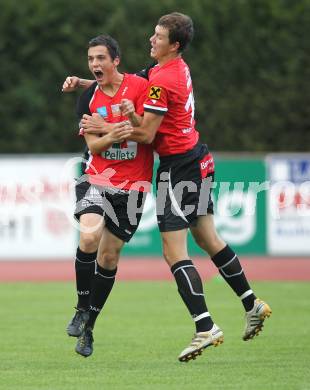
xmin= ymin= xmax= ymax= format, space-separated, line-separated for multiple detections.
xmin=0 ymin=156 xmax=77 ymax=260
xmin=267 ymin=155 xmax=310 ymax=255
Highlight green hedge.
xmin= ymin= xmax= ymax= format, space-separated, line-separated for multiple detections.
xmin=1 ymin=0 xmax=309 ymax=152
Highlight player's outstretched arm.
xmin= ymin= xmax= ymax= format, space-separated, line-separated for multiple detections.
xmin=62 ymin=76 xmax=95 ymax=92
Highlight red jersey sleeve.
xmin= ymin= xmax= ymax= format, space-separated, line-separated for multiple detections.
xmin=143 ymin=83 xmax=168 ymax=116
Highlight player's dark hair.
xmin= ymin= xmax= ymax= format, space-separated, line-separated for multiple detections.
xmin=158 ymin=12 xmax=194 ymax=52
xmin=88 ymin=35 xmax=121 ymax=60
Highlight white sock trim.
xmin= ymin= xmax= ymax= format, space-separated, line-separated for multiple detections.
xmin=219 ymin=255 xmax=244 ymax=278
xmin=240 ymin=289 xmax=253 ymax=300
xmin=219 ymin=254 xmax=237 ymax=270
xmin=95 ymin=263 xmax=116 ymax=279
xmin=96 ymin=272 xmax=116 ymax=279
xmin=76 ymin=257 xmax=96 ymax=264
xmin=194 ymin=312 xmax=210 ymax=322
xmin=172 ymin=264 xmax=195 ymax=275
xmin=221 ymin=268 xmax=244 ymax=278
xmin=181 ymin=269 xmax=204 ymax=296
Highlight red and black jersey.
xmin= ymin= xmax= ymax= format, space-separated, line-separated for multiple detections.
xmin=77 ymin=73 xmax=153 ymax=192
xmin=143 ymin=57 xmax=199 ymax=157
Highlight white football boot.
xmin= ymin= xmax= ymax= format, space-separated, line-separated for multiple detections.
xmin=243 ymin=298 xmax=272 ymax=341
xmin=178 ymin=324 xmax=224 ymax=362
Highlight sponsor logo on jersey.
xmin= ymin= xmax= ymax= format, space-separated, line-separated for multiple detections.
xmin=148 ymin=86 xmax=161 ymax=99
xmin=101 ymin=141 xmax=137 ymax=160
xmin=111 ymin=104 xmax=121 ymax=117
xmin=102 ymin=149 xmax=136 ymax=160
xmin=97 ymin=106 xmax=108 ymax=117
xmin=199 ymin=153 xmax=215 ymax=178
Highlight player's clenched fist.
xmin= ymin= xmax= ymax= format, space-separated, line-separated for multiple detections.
xmin=120 ymin=99 xmax=135 ymax=116
xmin=62 ymin=76 xmax=80 ymax=92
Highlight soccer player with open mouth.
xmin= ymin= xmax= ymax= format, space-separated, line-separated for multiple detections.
xmin=64 ymin=34 xmax=153 ymax=358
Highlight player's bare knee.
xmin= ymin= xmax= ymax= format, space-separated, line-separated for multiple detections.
xmin=162 ymin=248 xmax=171 ymax=263
xmin=193 ymin=236 xmax=209 ymax=252
xmin=161 ymin=240 xmax=172 ymax=263
xmin=162 ymin=245 xmax=187 ymax=266
xmin=203 ymin=237 xmax=226 ymax=257
xmin=100 ymin=250 xmax=120 ymax=269
xmin=79 ymin=232 xmax=101 ymax=253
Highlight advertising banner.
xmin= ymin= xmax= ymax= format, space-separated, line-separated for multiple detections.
xmin=5 ymin=154 xmax=304 ymax=259
xmin=208 ymin=158 xmax=267 ymax=254
xmin=0 ymin=156 xmax=77 ymax=260
xmin=267 ymin=155 xmax=310 ymax=255
xmin=124 ymin=157 xmax=267 ymax=255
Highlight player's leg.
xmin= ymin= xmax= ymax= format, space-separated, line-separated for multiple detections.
xmin=160 ymin=229 xmax=223 ymax=362
xmin=67 ymin=181 xmax=104 ymax=337
xmin=77 ymin=213 xmax=103 ymax=308
xmin=67 ymin=213 xmax=103 ymax=337
xmin=190 ymin=214 xmax=271 ymax=340
xmin=86 ymin=228 xmax=123 ymax=330
xmin=75 ymin=227 xmax=124 ymax=357
xmin=190 ymin=214 xmax=256 ymax=308
xmin=84 ymin=190 xmax=145 ymax=330
xmin=161 ymin=228 xmax=217 ymax=330
xmin=190 ymin=144 xmax=271 ymax=341
xmin=157 ymin=147 xmax=223 ymax=362
xmin=75 ymin=189 xmax=144 ymax=357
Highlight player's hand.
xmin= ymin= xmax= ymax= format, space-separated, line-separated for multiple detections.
xmin=120 ymin=99 xmax=135 ymax=116
xmin=62 ymin=76 xmax=80 ymax=92
xmin=81 ymin=113 xmax=108 ymax=134
xmin=109 ymin=121 xmax=133 ymax=142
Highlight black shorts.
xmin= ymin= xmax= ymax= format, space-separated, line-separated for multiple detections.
xmin=74 ymin=180 xmax=146 ymax=242
xmin=156 ymin=143 xmax=214 ymax=232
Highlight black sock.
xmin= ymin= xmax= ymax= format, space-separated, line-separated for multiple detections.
xmin=211 ymin=245 xmax=256 ymax=311
xmin=87 ymin=262 xmax=117 ymax=329
xmin=171 ymin=260 xmax=214 ymax=332
xmin=75 ymin=247 xmax=97 ymax=310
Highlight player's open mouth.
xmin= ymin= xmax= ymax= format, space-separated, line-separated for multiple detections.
xmin=94 ymin=70 xmax=104 ymax=79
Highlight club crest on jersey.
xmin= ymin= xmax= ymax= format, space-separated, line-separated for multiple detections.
xmin=111 ymin=104 xmax=121 ymax=117
xmin=97 ymin=106 xmax=108 ymax=117
xmin=148 ymin=86 xmax=161 ymax=99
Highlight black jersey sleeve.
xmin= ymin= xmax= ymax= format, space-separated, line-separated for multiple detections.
xmin=135 ymin=62 xmax=157 ymax=80
xmin=76 ymin=82 xmax=97 ymax=120
xmin=76 ymin=82 xmax=97 ymax=175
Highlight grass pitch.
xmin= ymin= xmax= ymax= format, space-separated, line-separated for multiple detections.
xmin=0 ymin=279 xmax=309 ymax=390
